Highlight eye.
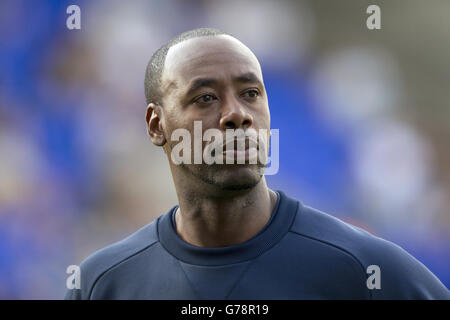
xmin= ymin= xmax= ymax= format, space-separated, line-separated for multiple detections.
xmin=194 ymin=94 xmax=217 ymax=104
xmin=242 ymin=89 xmax=260 ymax=99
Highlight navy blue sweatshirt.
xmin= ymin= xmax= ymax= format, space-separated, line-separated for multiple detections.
xmin=65 ymin=190 xmax=449 ymax=299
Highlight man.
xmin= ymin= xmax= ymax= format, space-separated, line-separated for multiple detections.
xmin=65 ymin=28 xmax=449 ymax=299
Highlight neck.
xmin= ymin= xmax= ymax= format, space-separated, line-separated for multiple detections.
xmin=173 ymin=178 xmax=277 ymax=248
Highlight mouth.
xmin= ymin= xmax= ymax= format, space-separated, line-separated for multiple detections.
xmin=221 ymin=137 xmax=259 ymax=163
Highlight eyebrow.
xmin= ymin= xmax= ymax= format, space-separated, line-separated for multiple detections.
xmin=186 ymin=78 xmax=218 ymax=97
xmin=234 ymin=72 xmax=263 ymax=87
xmin=185 ymin=72 xmax=264 ymax=97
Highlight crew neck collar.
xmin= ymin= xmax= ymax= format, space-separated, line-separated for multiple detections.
xmin=157 ymin=190 xmax=299 ymax=266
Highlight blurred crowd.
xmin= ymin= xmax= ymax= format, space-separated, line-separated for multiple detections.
xmin=0 ymin=0 xmax=449 ymax=298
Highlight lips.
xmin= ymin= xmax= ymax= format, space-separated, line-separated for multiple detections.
xmin=204 ymin=133 xmax=267 ymax=164
xmin=222 ymin=137 xmax=259 ymax=163
xmin=222 ymin=137 xmax=258 ymax=152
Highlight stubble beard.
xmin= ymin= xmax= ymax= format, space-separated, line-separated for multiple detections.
xmin=179 ymin=162 xmax=265 ymax=191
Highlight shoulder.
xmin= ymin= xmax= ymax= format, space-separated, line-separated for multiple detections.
xmin=288 ymin=201 xmax=449 ymax=299
xmin=64 ymin=216 xmax=161 ymax=300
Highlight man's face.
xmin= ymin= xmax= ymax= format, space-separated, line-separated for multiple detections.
xmin=158 ymin=35 xmax=271 ymax=191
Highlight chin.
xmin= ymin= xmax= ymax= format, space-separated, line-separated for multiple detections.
xmin=212 ymin=166 xmax=263 ymax=191
xmin=180 ymin=163 xmax=263 ymax=191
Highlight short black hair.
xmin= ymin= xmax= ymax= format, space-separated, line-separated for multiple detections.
xmin=144 ymin=27 xmax=230 ymax=106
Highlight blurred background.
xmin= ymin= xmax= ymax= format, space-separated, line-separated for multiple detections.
xmin=0 ymin=0 xmax=449 ymax=298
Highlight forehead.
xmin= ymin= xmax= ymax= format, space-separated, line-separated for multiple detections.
xmin=162 ymin=35 xmax=263 ymax=89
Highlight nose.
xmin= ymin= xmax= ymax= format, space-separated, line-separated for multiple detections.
xmin=219 ymin=96 xmax=254 ymax=130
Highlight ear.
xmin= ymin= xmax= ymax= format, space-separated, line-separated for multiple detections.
xmin=145 ymin=103 xmax=166 ymax=146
